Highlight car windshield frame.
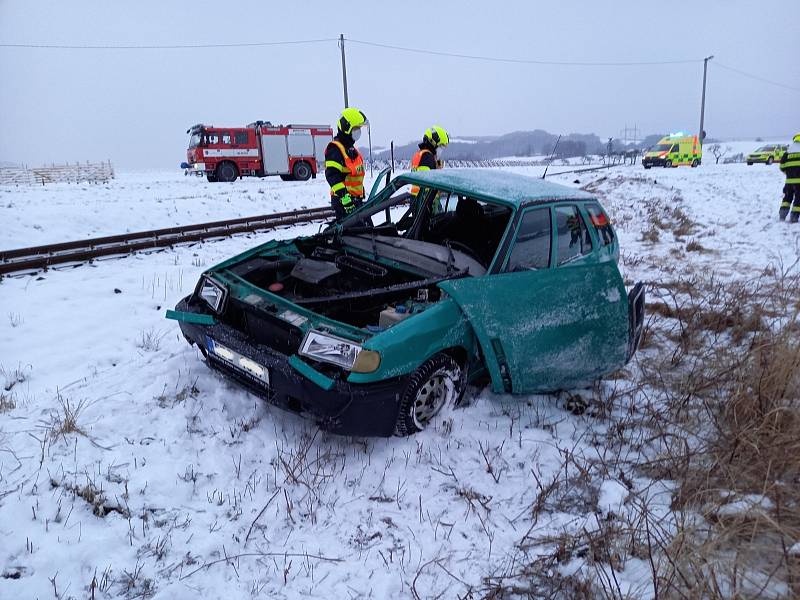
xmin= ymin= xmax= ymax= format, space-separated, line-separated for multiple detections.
xmin=653 ymin=143 xmax=673 ymax=152
xmin=336 ymin=180 xmax=511 ymax=276
xmin=188 ymin=132 xmax=203 ymax=148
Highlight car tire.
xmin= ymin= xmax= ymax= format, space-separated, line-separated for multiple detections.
xmin=292 ymin=160 xmax=312 ymax=182
xmin=643 ymin=165 xmax=651 ymax=170
xmin=766 ymin=156 xmax=774 ymax=165
xmin=216 ymin=161 xmax=239 ymax=183
xmin=394 ymin=353 xmax=466 ymax=436
xmin=206 ymin=173 xmax=218 ymax=182
xmin=664 ymin=160 xmax=673 ymax=168
xmin=691 ymin=159 xmax=699 ymax=168
xmin=747 ymin=162 xmax=753 ymax=166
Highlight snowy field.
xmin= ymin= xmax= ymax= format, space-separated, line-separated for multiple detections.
xmin=1 ymin=161 xmax=797 ymax=599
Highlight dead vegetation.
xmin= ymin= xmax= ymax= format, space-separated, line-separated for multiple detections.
xmin=637 ymin=265 xmax=800 ymax=599
xmin=640 ymin=197 xmax=701 ymax=244
xmin=0 ymin=392 xmax=15 ymax=413
xmin=45 ymin=395 xmax=89 ymax=441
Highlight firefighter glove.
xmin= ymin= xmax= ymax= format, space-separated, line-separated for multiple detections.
xmin=341 ymin=193 xmax=356 ymax=214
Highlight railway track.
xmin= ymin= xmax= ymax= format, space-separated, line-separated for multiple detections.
xmin=0 ymin=206 xmax=334 ymax=276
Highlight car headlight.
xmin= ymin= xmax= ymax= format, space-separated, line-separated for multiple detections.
xmin=299 ymin=330 xmax=378 ymax=371
xmin=199 ymin=277 xmax=226 ymax=313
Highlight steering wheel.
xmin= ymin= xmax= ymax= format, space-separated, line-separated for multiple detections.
xmin=445 ymin=240 xmax=486 ymax=267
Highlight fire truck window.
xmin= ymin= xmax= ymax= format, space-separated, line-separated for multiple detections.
xmin=221 ymin=133 xmax=232 ymax=145
xmin=206 ymin=133 xmax=219 ymax=145
xmin=234 ymin=131 xmax=248 ymax=145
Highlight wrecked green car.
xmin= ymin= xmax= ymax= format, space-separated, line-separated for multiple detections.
xmin=168 ymin=169 xmax=644 ymax=436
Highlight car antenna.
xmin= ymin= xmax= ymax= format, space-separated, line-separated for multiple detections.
xmin=541 ymin=134 xmax=562 ymax=179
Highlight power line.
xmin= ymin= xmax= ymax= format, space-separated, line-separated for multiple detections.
xmin=0 ymin=38 xmax=338 ymax=49
xmin=713 ymin=61 xmax=800 ymax=93
xmin=347 ymin=38 xmax=702 ymax=66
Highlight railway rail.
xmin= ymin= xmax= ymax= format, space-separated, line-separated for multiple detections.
xmin=0 ymin=206 xmax=334 ymax=276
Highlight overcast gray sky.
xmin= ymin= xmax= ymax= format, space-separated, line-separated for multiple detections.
xmin=1 ymin=0 xmax=798 ymax=169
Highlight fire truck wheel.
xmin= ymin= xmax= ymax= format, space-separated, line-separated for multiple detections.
xmin=216 ymin=161 xmax=239 ymax=183
xmin=292 ymin=161 xmax=312 ymax=182
xmin=206 ymin=173 xmax=218 ymax=182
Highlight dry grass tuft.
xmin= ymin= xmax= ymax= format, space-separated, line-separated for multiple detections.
xmin=685 ymin=239 xmax=708 ymax=253
xmin=47 ymin=395 xmax=89 ymax=441
xmin=0 ymin=392 xmax=15 ymax=413
xmin=639 ymin=265 xmax=800 ymax=599
xmin=137 ymin=328 xmax=167 ymax=352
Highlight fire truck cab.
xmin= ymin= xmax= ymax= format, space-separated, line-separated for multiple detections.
xmin=182 ymin=121 xmax=333 ymax=183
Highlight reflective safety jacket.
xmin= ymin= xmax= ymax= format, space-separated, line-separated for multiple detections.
xmin=410 ymin=147 xmax=437 ymax=195
xmin=326 ymin=140 xmax=365 ymax=198
xmin=780 ymin=142 xmax=800 ymax=184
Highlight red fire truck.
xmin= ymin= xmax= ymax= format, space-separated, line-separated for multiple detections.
xmin=181 ymin=121 xmax=333 ymax=183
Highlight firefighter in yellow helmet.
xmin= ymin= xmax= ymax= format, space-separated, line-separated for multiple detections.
xmin=779 ymin=133 xmax=800 ymax=223
xmin=325 ymin=108 xmax=368 ymax=220
xmin=410 ymin=126 xmax=449 ymax=216
xmin=411 ymin=126 xmax=449 ymax=190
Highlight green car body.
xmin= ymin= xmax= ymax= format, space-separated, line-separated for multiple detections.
xmin=169 ymin=169 xmax=645 ymax=436
xmin=747 ymin=144 xmax=787 ymax=165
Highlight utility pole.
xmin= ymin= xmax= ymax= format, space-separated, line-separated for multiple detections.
xmin=339 ymin=34 xmax=349 ymax=108
xmin=699 ymin=55 xmax=713 ymax=145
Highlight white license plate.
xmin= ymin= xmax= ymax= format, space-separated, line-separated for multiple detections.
xmin=206 ymin=337 xmax=269 ymax=385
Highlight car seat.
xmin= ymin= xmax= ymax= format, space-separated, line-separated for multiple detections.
xmin=451 ymin=198 xmax=484 ymax=253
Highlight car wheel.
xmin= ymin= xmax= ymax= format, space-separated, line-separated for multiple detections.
xmin=664 ymin=160 xmax=672 ymax=168
xmin=206 ymin=173 xmax=218 ymax=182
xmin=691 ymin=159 xmax=699 ymax=168
xmin=292 ymin=161 xmax=312 ymax=182
xmin=766 ymin=156 xmax=774 ymax=165
xmin=216 ymin=161 xmax=239 ymax=182
xmin=747 ymin=162 xmax=753 ymax=166
xmin=643 ymin=165 xmax=651 ymax=170
xmin=394 ymin=353 xmax=466 ymax=436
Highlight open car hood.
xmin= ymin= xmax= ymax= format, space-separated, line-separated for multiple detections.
xmin=342 ymin=235 xmax=486 ymax=277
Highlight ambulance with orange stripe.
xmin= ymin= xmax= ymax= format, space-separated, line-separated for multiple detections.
xmin=642 ymin=134 xmax=702 ymax=169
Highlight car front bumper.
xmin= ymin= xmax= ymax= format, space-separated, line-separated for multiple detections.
xmin=171 ymin=297 xmax=406 ymax=437
xmin=642 ymin=156 xmax=668 ymax=167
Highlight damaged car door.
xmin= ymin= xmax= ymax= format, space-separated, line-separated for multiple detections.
xmin=439 ymin=203 xmax=629 ymax=394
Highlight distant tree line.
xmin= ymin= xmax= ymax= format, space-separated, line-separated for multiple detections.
xmin=371 ymin=129 xmax=667 ymax=162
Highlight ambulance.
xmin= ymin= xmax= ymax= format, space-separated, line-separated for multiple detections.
xmin=642 ymin=134 xmax=702 ymax=169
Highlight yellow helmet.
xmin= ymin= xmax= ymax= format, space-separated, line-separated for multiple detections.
xmin=338 ymin=107 xmax=368 ymax=135
xmin=424 ymin=125 xmax=449 ymax=148
xmin=794 ymin=133 xmax=800 ymax=143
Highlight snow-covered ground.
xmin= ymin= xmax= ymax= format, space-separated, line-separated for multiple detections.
xmin=0 ymin=162 xmax=797 ymax=599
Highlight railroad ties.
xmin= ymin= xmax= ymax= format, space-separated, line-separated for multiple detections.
xmin=0 ymin=206 xmax=334 ymax=276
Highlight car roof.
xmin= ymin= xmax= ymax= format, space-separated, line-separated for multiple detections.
xmin=396 ymin=168 xmax=595 ymax=208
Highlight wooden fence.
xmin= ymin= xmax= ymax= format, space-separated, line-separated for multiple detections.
xmin=0 ymin=161 xmax=115 ymax=186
